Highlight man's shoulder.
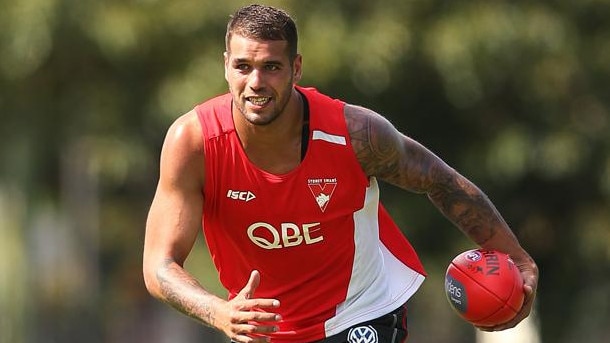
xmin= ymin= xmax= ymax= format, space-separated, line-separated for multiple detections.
xmin=191 ymin=92 xmax=234 ymax=138
xmin=298 ymin=86 xmax=344 ymax=106
xmin=167 ymin=110 xmax=204 ymax=148
xmin=195 ymin=92 xmax=232 ymax=112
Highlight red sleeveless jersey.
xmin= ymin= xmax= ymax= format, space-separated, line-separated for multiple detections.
xmin=196 ymin=86 xmax=426 ymax=343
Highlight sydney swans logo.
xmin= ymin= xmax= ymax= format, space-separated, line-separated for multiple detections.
xmin=307 ymin=178 xmax=337 ymax=212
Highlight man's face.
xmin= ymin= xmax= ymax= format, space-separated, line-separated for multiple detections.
xmin=224 ymin=34 xmax=302 ymax=126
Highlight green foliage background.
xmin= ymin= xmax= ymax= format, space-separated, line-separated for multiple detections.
xmin=1 ymin=0 xmax=609 ymax=342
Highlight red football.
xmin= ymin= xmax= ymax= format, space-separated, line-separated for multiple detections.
xmin=445 ymin=249 xmax=525 ymax=326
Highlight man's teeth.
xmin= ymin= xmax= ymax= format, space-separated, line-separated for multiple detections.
xmin=248 ymin=97 xmax=271 ymax=106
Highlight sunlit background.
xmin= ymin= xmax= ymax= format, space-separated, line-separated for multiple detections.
xmin=1 ymin=0 xmax=609 ymax=342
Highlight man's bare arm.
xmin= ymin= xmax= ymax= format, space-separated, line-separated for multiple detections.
xmin=143 ymin=111 xmax=222 ymax=324
xmin=345 ymin=104 xmax=538 ymax=330
xmin=347 ymin=104 xmax=511 ymax=247
xmin=142 ymin=111 xmax=281 ymax=342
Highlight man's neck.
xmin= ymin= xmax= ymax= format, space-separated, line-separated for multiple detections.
xmin=235 ymin=88 xmax=306 ymax=174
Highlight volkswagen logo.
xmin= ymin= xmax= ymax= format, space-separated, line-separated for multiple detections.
xmin=347 ymin=325 xmax=378 ymax=343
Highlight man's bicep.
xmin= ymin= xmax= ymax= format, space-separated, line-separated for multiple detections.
xmin=145 ymin=183 xmax=202 ymax=265
xmin=346 ymin=104 xmax=451 ymax=193
xmin=144 ymin=114 xmax=205 ymax=267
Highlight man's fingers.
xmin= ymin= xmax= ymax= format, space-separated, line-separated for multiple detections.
xmin=234 ymin=298 xmax=280 ymax=312
xmin=230 ymin=329 xmax=273 ymax=343
xmin=239 ymin=310 xmax=282 ymax=323
xmin=227 ymin=271 xmax=282 ymax=342
xmin=233 ymin=270 xmax=279 ymax=310
xmin=228 ymin=322 xmax=279 ymax=343
xmin=246 ymin=270 xmax=261 ymax=295
xmin=523 ymin=282 xmax=536 ymax=302
xmin=228 ymin=299 xmax=281 ymax=325
xmin=238 ymin=270 xmax=261 ymax=300
xmin=232 ymin=322 xmax=278 ymax=334
xmin=249 ymin=298 xmax=281 ymax=309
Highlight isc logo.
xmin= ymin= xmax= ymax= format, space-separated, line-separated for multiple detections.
xmin=247 ymin=222 xmax=324 ymax=249
xmin=226 ymin=189 xmax=256 ymax=202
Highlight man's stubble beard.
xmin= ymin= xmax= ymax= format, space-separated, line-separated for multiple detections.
xmin=233 ymin=79 xmax=295 ymax=127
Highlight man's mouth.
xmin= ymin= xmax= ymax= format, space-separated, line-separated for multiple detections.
xmin=247 ymin=96 xmax=272 ymax=106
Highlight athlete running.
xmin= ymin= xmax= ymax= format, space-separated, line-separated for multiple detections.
xmin=143 ymin=4 xmax=538 ymax=343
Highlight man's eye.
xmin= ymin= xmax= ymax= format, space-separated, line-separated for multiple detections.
xmin=236 ymin=64 xmax=250 ymax=71
xmin=266 ymin=65 xmax=280 ymax=71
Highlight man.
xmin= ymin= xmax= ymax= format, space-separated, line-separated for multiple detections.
xmin=143 ymin=4 xmax=538 ymax=343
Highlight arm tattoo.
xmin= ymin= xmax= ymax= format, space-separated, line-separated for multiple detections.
xmin=346 ymin=105 xmax=431 ymax=190
xmin=426 ymin=177 xmax=500 ymax=245
xmin=157 ymin=258 xmax=216 ymax=326
xmin=346 ymin=105 xmax=510 ymax=246
xmin=347 ymin=106 xmax=404 ymax=182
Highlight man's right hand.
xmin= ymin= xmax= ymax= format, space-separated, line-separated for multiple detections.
xmin=216 ymin=270 xmax=282 ymax=343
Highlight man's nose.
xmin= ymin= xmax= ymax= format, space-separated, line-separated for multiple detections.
xmin=247 ymin=68 xmax=265 ymax=90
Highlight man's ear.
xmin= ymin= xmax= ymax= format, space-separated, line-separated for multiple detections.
xmin=293 ymin=54 xmax=303 ymax=83
xmin=223 ymin=51 xmax=230 ymax=82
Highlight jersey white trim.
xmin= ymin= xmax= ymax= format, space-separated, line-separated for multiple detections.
xmin=312 ymin=130 xmax=347 ymax=146
xmin=323 ymin=178 xmax=425 ymax=337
